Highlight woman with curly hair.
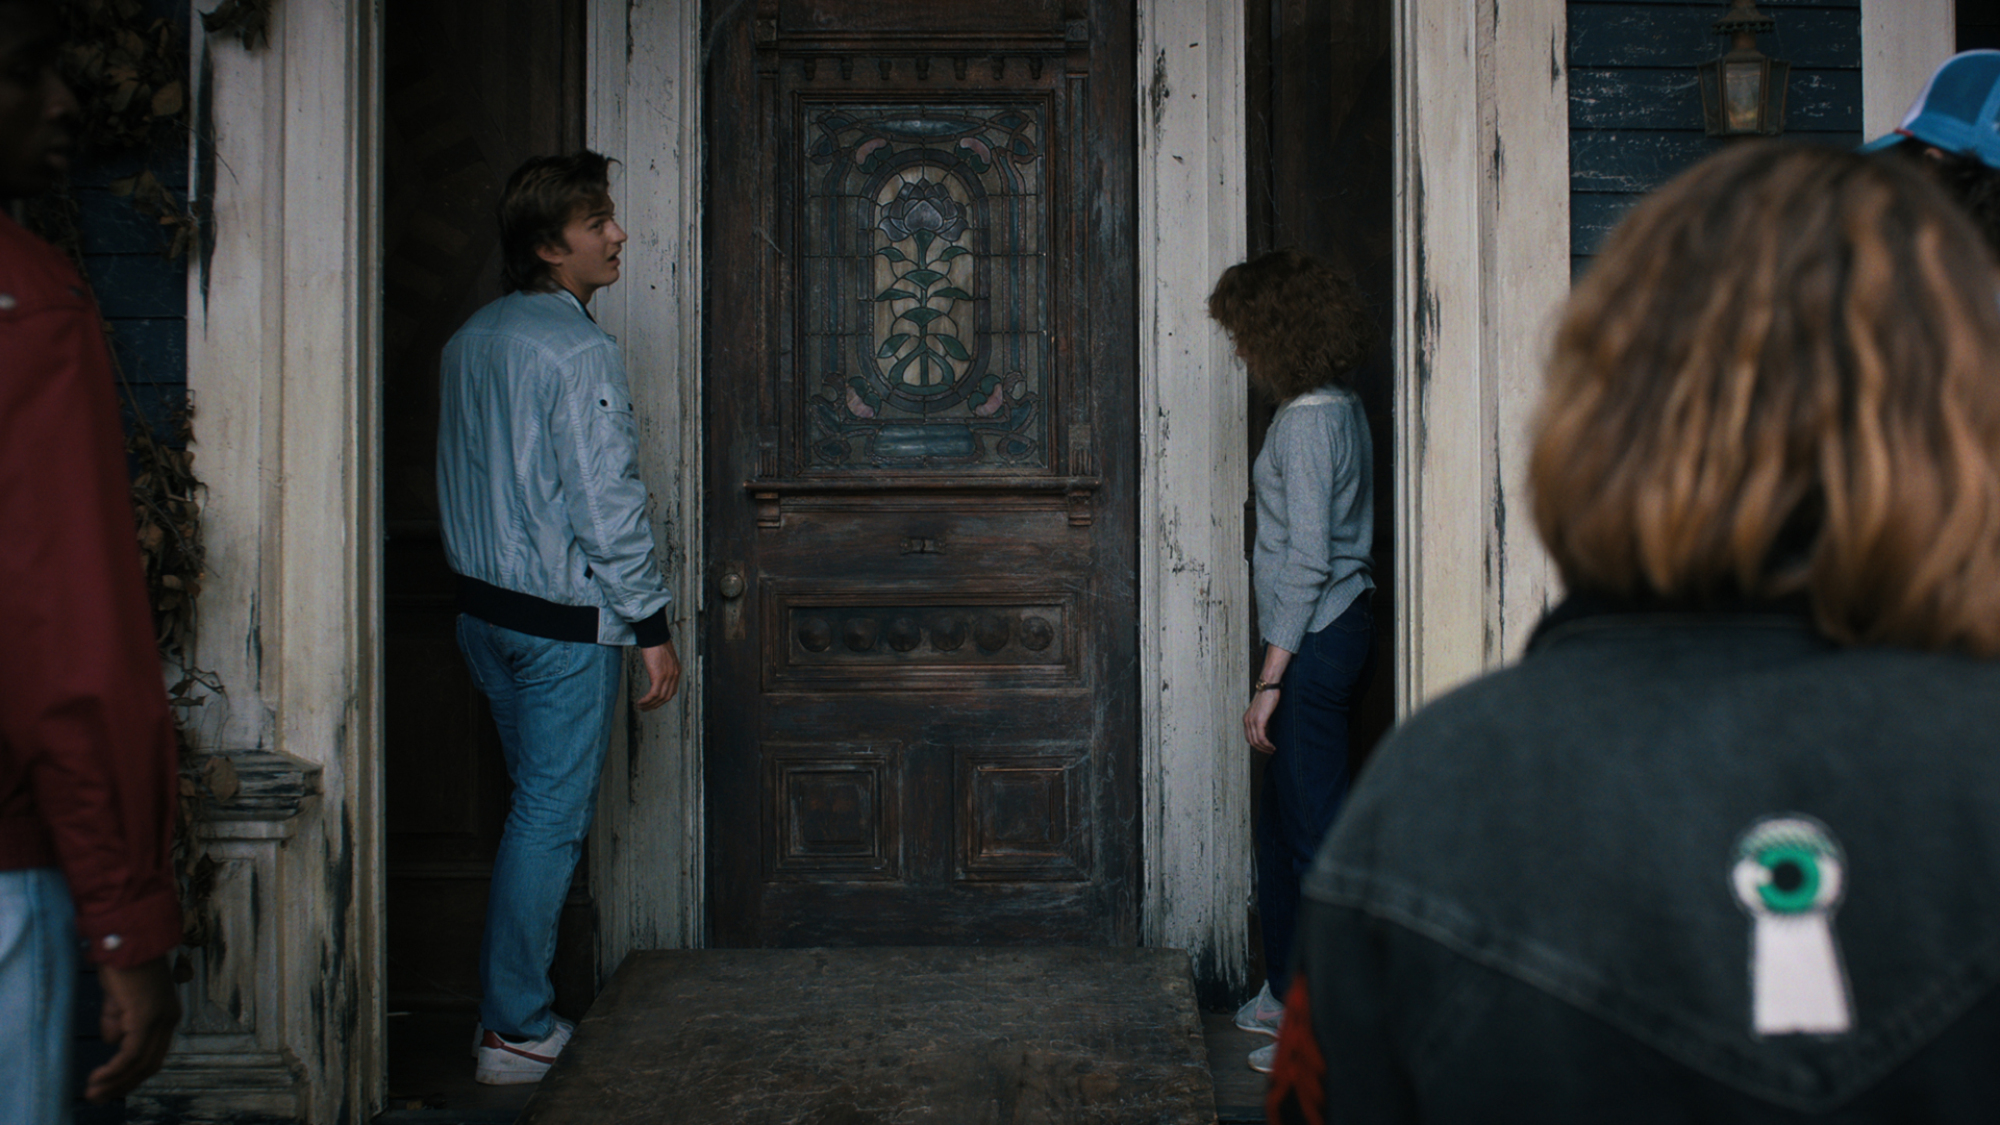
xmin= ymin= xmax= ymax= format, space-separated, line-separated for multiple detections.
xmin=1207 ymin=249 xmax=1378 ymax=1074
xmin=1268 ymin=143 xmax=2000 ymax=1121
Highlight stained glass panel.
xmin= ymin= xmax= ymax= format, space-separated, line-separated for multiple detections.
xmin=801 ymin=102 xmax=1049 ymax=471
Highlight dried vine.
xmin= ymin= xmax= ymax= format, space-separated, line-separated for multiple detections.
xmin=199 ymin=0 xmax=272 ymax=49
xmin=22 ymin=0 xmax=272 ymax=962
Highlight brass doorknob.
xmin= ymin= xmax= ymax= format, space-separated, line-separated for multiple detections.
xmin=718 ymin=571 xmax=746 ymax=599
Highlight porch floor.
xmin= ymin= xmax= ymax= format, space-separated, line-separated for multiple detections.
xmin=379 ymin=950 xmax=1273 ymax=1124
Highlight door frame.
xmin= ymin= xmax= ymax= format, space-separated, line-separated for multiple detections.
xmin=576 ymin=0 xmax=1577 ymax=1003
xmin=581 ymin=0 xmax=710 ymax=967
xmin=578 ymin=0 xmax=1268 ymax=990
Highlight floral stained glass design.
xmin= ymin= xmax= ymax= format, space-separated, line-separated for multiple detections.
xmin=802 ymin=103 xmax=1048 ymax=471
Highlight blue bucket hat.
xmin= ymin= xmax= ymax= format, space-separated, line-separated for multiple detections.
xmin=1860 ymin=51 xmax=2000 ymax=168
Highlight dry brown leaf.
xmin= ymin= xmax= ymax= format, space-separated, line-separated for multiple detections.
xmin=149 ymin=81 xmax=181 ymax=118
xmin=202 ymin=755 xmax=240 ymax=803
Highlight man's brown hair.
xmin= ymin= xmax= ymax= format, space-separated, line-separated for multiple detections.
xmin=1533 ymin=141 xmax=2000 ymax=653
xmin=498 ymin=149 xmax=613 ymax=294
xmin=1207 ymin=249 xmax=1376 ymax=402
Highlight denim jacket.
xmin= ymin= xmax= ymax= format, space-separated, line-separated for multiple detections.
xmin=437 ymin=288 xmax=671 ymax=646
xmin=1285 ymin=601 xmax=2000 ymax=1122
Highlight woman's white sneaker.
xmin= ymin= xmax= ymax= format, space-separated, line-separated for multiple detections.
xmin=1234 ymin=981 xmax=1284 ymax=1038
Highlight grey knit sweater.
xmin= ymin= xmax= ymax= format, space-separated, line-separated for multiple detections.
xmin=1252 ymin=385 xmax=1375 ymax=653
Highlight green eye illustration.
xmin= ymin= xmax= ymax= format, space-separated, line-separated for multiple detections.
xmin=1754 ymin=845 xmax=1821 ymax=914
xmin=1733 ymin=816 xmax=1844 ymax=916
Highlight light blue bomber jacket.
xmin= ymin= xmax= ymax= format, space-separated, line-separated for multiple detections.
xmin=436 ymin=288 xmax=672 ymax=647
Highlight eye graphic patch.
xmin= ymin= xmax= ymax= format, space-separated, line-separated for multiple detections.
xmin=1731 ymin=816 xmax=1853 ymax=1036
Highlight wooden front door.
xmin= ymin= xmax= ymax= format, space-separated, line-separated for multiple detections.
xmin=705 ymin=0 xmax=1138 ymax=946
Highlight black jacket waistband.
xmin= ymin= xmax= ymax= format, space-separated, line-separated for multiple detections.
xmin=455 ymin=576 xmax=670 ymax=647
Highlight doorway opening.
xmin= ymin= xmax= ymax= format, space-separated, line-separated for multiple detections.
xmin=1237 ymin=0 xmax=1396 ymax=979
xmin=378 ymin=0 xmax=592 ymax=1109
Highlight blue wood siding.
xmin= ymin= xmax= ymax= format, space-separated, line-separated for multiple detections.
xmin=1569 ymin=0 xmax=1862 ymax=277
xmin=71 ymin=1 xmax=191 ymax=443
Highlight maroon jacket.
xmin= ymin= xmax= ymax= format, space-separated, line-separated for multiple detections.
xmin=0 ymin=211 xmax=180 ymax=968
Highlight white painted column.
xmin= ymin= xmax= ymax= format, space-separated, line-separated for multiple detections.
xmin=586 ymin=0 xmax=707 ymax=969
xmin=272 ymin=1 xmax=382 ymax=1115
xmin=1394 ymin=0 xmax=1566 ymax=712
xmin=1136 ymin=0 xmax=1252 ymax=996
xmin=180 ymin=0 xmax=382 ymax=1120
xmin=1862 ymin=0 xmax=1956 ymax=139
xmin=185 ymin=9 xmax=284 ymax=762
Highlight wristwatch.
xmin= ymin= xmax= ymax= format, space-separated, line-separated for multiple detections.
xmin=1252 ymin=678 xmax=1282 ymax=694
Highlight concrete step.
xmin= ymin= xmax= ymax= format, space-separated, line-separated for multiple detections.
xmin=517 ymin=947 xmax=1216 ymax=1124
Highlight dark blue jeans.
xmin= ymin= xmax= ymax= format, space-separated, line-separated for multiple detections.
xmin=1257 ymin=595 xmax=1375 ymax=998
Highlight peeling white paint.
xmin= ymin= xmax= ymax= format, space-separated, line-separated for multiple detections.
xmin=1137 ymin=0 xmax=1250 ymax=998
xmin=586 ymin=0 xmax=707 ymax=971
xmin=181 ymin=1 xmax=384 ymax=1119
xmin=1395 ymin=0 xmax=1564 ymax=714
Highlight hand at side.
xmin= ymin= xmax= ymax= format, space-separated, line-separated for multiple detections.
xmin=87 ymin=956 xmax=181 ymax=1102
xmin=636 ymin=639 xmax=682 ymax=710
xmin=1244 ymin=642 xmax=1295 ymax=754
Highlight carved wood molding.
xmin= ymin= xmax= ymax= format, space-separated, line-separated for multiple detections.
xmin=759 ymin=579 xmax=1087 ymax=691
xmin=755 ymin=0 xmax=1079 ymax=55
xmin=747 ymin=475 xmax=1102 ymax=528
xmin=190 ymin=749 xmax=323 ymax=828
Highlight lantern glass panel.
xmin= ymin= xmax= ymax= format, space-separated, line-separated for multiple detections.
xmin=1764 ymin=58 xmax=1790 ymax=134
xmin=1724 ymin=58 xmax=1765 ymax=133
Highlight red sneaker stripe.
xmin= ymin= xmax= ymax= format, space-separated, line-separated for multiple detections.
xmin=480 ymin=1031 xmax=559 ymax=1064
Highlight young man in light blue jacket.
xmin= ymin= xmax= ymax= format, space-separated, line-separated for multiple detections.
xmin=436 ymin=151 xmax=680 ymax=1085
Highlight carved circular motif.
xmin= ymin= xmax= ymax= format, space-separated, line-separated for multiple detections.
xmin=929 ymin=615 xmax=968 ymax=651
xmin=797 ymin=617 xmax=833 ymax=653
xmin=885 ymin=616 xmax=921 ymax=652
xmin=973 ymin=614 xmax=1012 ymax=653
xmin=843 ymin=617 xmax=881 ymax=652
xmin=1019 ymin=615 xmax=1054 ymax=652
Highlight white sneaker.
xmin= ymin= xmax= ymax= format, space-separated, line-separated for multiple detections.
xmin=1234 ymin=981 xmax=1283 ymax=1038
xmin=1248 ymin=1041 xmax=1277 ymax=1074
xmin=474 ymin=1016 xmax=575 ymax=1085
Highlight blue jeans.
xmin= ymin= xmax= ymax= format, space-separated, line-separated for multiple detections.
xmin=0 ymin=868 xmax=76 ymax=1125
xmin=1256 ymin=596 xmax=1374 ymax=999
xmin=456 ymin=616 xmax=622 ymax=1040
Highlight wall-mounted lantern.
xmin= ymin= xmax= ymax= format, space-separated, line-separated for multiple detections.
xmin=1698 ymin=0 xmax=1790 ymax=137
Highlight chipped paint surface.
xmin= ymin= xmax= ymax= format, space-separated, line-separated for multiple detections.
xmin=179 ymin=1 xmax=386 ymax=1119
xmin=1396 ymin=0 xmax=1565 ymax=712
xmin=1136 ymin=0 xmax=1250 ymax=1006
xmin=585 ymin=0 xmax=708 ymax=971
